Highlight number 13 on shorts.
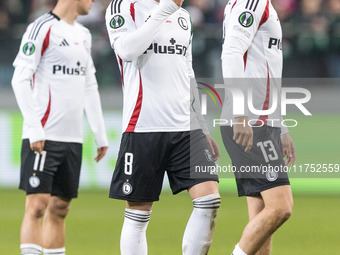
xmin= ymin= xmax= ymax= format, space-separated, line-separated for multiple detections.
xmin=257 ymin=140 xmax=279 ymax=163
xmin=124 ymin=152 xmax=133 ymax=175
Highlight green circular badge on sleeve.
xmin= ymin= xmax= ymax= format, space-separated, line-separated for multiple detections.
xmin=110 ymin=15 xmax=125 ymax=29
xmin=23 ymin=42 xmax=35 ymax=56
xmin=239 ymin=12 xmax=254 ymax=28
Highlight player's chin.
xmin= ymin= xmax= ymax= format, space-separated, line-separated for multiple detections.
xmin=79 ymin=10 xmax=89 ymax=15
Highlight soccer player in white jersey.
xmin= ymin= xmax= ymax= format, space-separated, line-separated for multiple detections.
xmin=12 ymin=0 xmax=108 ymax=254
xmin=221 ymin=0 xmax=295 ymax=254
xmin=105 ymin=0 xmax=221 ymax=254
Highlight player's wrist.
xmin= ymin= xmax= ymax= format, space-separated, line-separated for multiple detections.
xmin=28 ymin=125 xmax=45 ymax=144
xmin=96 ymin=136 xmax=109 ymax=149
xmin=154 ymin=0 xmax=179 ymax=19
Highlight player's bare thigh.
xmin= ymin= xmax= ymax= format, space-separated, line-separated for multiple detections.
xmin=247 ymin=196 xmax=265 ymax=220
xmin=188 ymin=181 xmax=219 ymax=200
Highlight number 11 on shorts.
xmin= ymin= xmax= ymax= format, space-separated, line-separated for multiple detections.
xmin=124 ymin=152 xmax=133 ymax=175
xmin=33 ymin=151 xmax=47 ymax=171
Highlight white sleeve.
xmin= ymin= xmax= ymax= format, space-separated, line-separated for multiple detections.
xmin=186 ymin=34 xmax=209 ymax=135
xmin=191 ymin=82 xmax=210 ymax=135
xmin=11 ymin=66 xmax=45 ymax=143
xmin=105 ymin=0 xmax=179 ymax=62
xmin=13 ymin=19 xmax=51 ymax=72
xmin=221 ymin=0 xmax=268 ymax=116
xmin=84 ymin=53 xmax=108 ymax=148
xmin=222 ymin=0 xmax=268 ymax=78
xmin=221 ymin=36 xmax=248 ymax=79
xmin=281 ymin=118 xmax=289 ymax=135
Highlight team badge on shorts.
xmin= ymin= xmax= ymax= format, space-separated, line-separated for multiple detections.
xmin=266 ymin=170 xmax=278 ymax=182
xmin=110 ymin=15 xmax=125 ymax=29
xmin=239 ymin=12 xmax=254 ymax=27
xmin=29 ymin=176 xmax=40 ymax=188
xmin=122 ymin=182 xmax=132 ymax=195
xmin=23 ymin=42 xmax=35 ymax=56
xmin=204 ymin=149 xmax=214 ymax=162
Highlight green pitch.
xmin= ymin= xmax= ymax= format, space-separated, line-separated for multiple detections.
xmin=1 ymin=189 xmax=340 ymax=254
xmin=1 ymin=114 xmax=339 ymax=254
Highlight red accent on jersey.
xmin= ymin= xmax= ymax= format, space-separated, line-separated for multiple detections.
xmin=256 ymin=63 xmax=270 ymax=125
xmin=41 ymin=27 xmax=51 ymax=56
xmin=231 ymin=0 xmax=237 ymax=12
xmin=130 ymin=3 xmax=135 ymax=22
xmin=259 ymin=0 xmax=269 ymax=28
xmin=243 ymin=51 xmax=248 ymax=70
xmin=126 ymin=72 xmax=143 ymax=132
xmin=32 ymin=74 xmax=35 ymax=89
xmin=41 ymin=89 xmax=51 ymax=127
xmin=118 ymin=56 xmax=124 ymax=86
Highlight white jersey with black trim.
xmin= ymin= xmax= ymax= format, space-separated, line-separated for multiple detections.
xmin=12 ymin=12 xmax=108 ymax=146
xmin=106 ymin=0 xmax=202 ymax=133
xmin=221 ymin=0 xmax=283 ymax=128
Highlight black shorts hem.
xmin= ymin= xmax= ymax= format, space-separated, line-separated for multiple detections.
xmin=172 ymin=178 xmax=219 ymax=195
xmin=238 ymin=181 xmax=291 ymax=197
xmin=21 ymin=188 xmax=78 ymax=199
xmin=109 ymin=194 xmax=160 ymax=202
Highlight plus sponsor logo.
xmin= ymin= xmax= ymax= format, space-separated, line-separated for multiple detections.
xmin=268 ymin=37 xmax=282 ymax=50
xmin=52 ymin=61 xmax=86 ymax=76
xmin=144 ymin=38 xmax=187 ymax=56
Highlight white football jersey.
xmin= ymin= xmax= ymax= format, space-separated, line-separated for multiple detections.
xmin=13 ymin=12 xmax=107 ymax=145
xmin=106 ymin=0 xmax=199 ymax=133
xmin=221 ymin=0 xmax=283 ymax=126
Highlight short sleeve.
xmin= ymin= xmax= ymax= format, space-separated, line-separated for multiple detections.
xmin=105 ymin=0 xmax=137 ymax=48
xmin=224 ymin=0 xmax=269 ymax=45
xmin=13 ymin=15 xmax=53 ymax=72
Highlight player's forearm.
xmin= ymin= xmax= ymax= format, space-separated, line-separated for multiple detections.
xmin=114 ymin=0 xmax=179 ymax=61
xmin=84 ymin=81 xmax=108 ymax=148
xmin=191 ymin=81 xmax=210 ymax=135
xmin=281 ymin=118 xmax=289 ymax=135
xmin=222 ymin=36 xmax=250 ymax=117
xmin=11 ymin=67 xmax=45 ymax=142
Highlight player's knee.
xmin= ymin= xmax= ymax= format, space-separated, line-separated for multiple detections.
xmin=278 ymin=197 xmax=293 ymax=222
xmin=268 ymin=203 xmax=292 ymax=223
xmin=48 ymin=198 xmax=71 ymax=219
xmin=279 ymin=204 xmax=293 ymax=222
xmin=26 ymin=199 xmax=48 ymax=219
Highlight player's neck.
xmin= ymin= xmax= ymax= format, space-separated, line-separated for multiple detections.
xmin=52 ymin=1 xmax=79 ymax=25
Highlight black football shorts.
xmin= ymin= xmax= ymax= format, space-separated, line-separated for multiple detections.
xmin=109 ymin=130 xmax=218 ymax=202
xmin=221 ymin=126 xmax=290 ymax=197
xmin=19 ymin=139 xmax=82 ymax=198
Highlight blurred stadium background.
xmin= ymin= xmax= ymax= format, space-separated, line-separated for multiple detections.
xmin=0 ymin=0 xmax=340 ymax=254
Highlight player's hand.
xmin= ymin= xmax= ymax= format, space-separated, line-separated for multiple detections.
xmin=95 ymin=146 xmax=108 ymax=162
xmin=233 ymin=116 xmax=253 ymax=152
xmin=172 ymin=0 xmax=184 ymax=7
xmin=206 ymin=135 xmax=220 ymax=161
xmin=30 ymin=140 xmax=45 ymax=154
xmin=281 ymin=133 xmax=296 ymax=167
